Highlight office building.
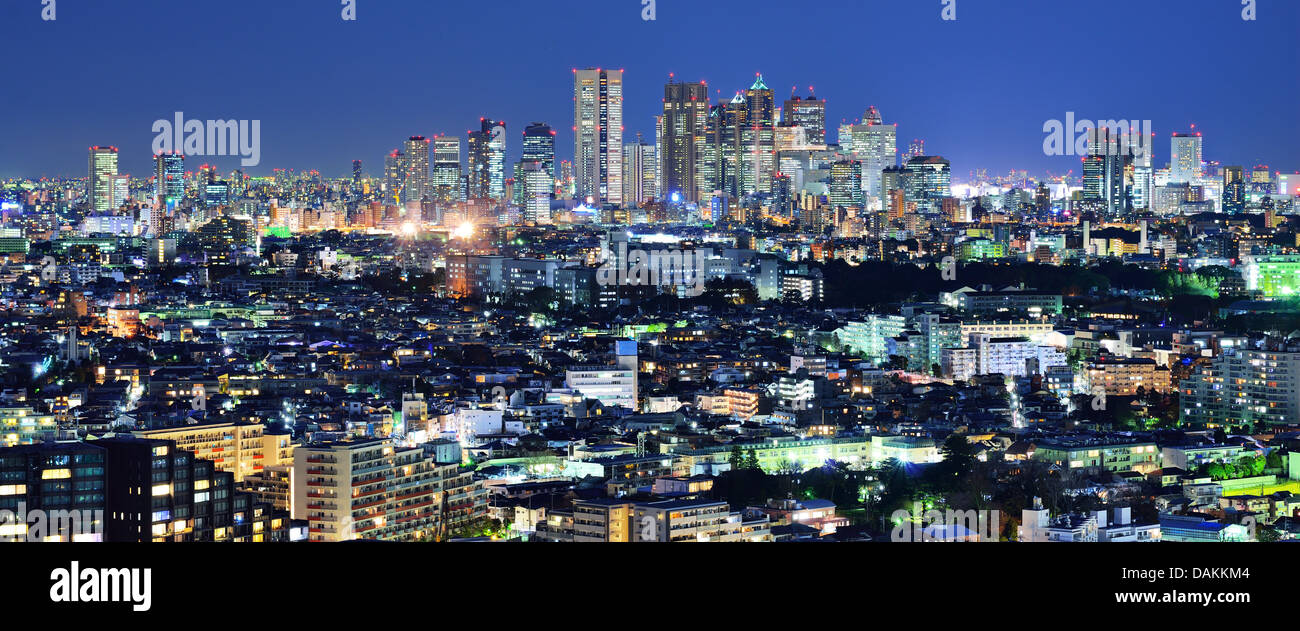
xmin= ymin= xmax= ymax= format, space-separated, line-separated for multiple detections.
xmin=574 ymin=68 xmax=624 ymax=205
xmin=432 ymin=135 xmax=462 ymax=202
xmin=469 ymin=119 xmax=507 ymax=200
xmin=660 ymin=80 xmax=709 ymax=202
xmin=402 ymin=136 xmax=431 ymax=204
xmin=1171 ymin=132 xmax=1203 ymax=184
xmin=87 ymin=146 xmax=119 ymax=212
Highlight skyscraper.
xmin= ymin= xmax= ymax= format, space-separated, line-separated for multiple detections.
xmin=154 ymin=153 xmax=184 ymax=204
xmin=88 ymin=146 xmax=119 ymax=212
xmin=829 ymin=159 xmax=864 ymax=208
xmin=782 ymin=92 xmax=826 ymax=145
xmin=738 ymin=74 xmax=776 ymax=196
xmin=1171 ymin=132 xmax=1203 ymax=184
xmin=903 ymin=156 xmax=951 ymax=205
xmin=432 ymin=136 xmax=462 ymax=202
xmin=352 ymin=159 xmax=363 ymax=190
xmin=1083 ymin=127 xmax=1129 ymax=215
xmin=522 ymin=122 xmax=557 ymax=177
xmin=660 ymin=80 xmax=710 ymax=202
xmin=851 ymin=106 xmax=898 ymax=200
xmin=384 ymin=150 xmax=404 ymax=204
xmin=401 ymin=136 xmax=430 ymax=204
xmin=573 ymin=68 xmax=624 ymax=206
xmin=1222 ymin=165 xmax=1245 ymax=213
xmin=468 ymin=119 xmax=507 ymax=200
xmin=623 ymin=135 xmax=658 ymax=206
xmin=520 ymin=161 xmax=553 ymax=224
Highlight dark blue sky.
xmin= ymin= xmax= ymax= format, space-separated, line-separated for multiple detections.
xmin=3 ymin=0 xmax=1297 ymax=182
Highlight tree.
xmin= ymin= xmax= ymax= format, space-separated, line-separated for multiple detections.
xmin=728 ymin=445 xmax=745 ymax=470
xmin=1267 ymin=450 xmax=1286 ymax=471
xmin=939 ymin=434 xmax=978 ymax=480
xmin=1258 ymin=527 xmax=1282 ymax=543
xmin=743 ymin=449 xmax=761 ymax=471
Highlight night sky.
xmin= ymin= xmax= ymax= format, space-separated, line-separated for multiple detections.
xmin=3 ymin=0 xmax=1297 ymax=182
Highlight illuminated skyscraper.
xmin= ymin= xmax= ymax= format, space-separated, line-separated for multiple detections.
xmin=522 ymin=122 xmax=557 ymax=177
xmin=468 ymin=119 xmax=507 ymax=200
xmin=1171 ymin=132 xmax=1203 ymax=184
xmin=154 ymin=153 xmax=184 ymax=204
xmin=402 ymin=136 xmax=431 ymax=203
xmin=850 ymin=106 xmax=898 ymax=199
xmin=622 ymin=135 xmax=658 ymax=206
xmin=738 ymin=74 xmax=776 ymax=196
xmin=431 ymin=136 xmax=462 ymax=202
xmin=903 ymin=156 xmax=951 ymax=205
xmin=1222 ymin=166 xmax=1245 ymax=213
xmin=829 ymin=159 xmax=864 ymax=208
xmin=782 ymin=92 xmax=826 ymax=145
xmin=1083 ymin=127 xmax=1129 ymax=215
xmin=573 ymin=68 xmax=623 ymax=205
xmin=384 ymin=150 xmax=404 ymax=204
xmin=352 ymin=159 xmax=362 ymax=190
xmin=660 ymin=80 xmax=710 ymax=202
xmin=521 ymin=162 xmax=553 ymax=224
xmin=204 ymin=180 xmax=230 ymax=208
xmin=88 ymin=146 xmax=119 ymax=212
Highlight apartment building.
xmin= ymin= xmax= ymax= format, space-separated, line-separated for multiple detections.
xmin=535 ymin=497 xmax=771 ymax=542
xmin=292 ymin=439 xmax=487 ymax=542
xmin=722 ymin=386 xmax=763 ymax=420
xmin=1181 ymin=349 xmax=1300 ymax=427
xmin=0 ymin=407 xmax=58 ymax=447
xmin=1160 ymin=443 xmax=1248 ymax=471
xmin=633 ymin=498 xmax=771 ymax=542
xmin=97 ymin=437 xmax=288 ymax=543
xmin=1085 ymin=357 xmax=1171 ymax=396
xmin=1031 ymin=438 xmax=1160 ymax=475
xmin=133 ymin=421 xmax=294 ymax=483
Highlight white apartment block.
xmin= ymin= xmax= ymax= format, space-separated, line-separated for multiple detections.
xmin=293 ymin=439 xmax=486 ymax=542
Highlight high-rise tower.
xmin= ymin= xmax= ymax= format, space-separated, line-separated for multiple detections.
xmin=661 ymin=80 xmax=710 ymax=202
xmin=88 ymin=146 xmax=119 ymax=212
xmin=573 ymin=68 xmax=624 ymax=205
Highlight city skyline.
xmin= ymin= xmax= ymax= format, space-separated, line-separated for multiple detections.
xmin=3 ymin=0 xmax=1298 ymax=180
